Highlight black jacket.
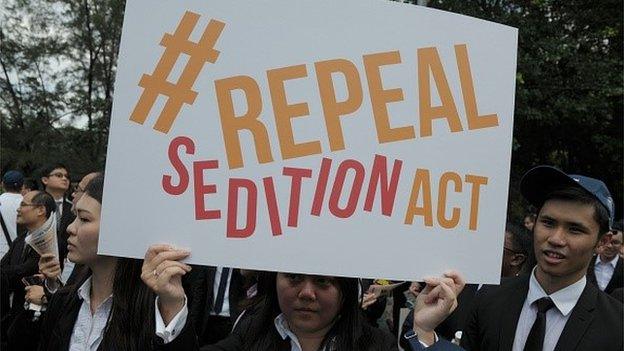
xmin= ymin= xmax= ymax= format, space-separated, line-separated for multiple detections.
xmin=157 ymin=299 xmax=397 ymax=351
xmin=461 ymin=275 xmax=623 ymax=351
xmin=586 ymin=255 xmax=623 ymax=295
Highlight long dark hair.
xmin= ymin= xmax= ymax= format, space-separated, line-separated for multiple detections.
xmin=241 ymin=272 xmax=377 ymax=350
xmin=82 ymin=173 xmax=156 ymax=350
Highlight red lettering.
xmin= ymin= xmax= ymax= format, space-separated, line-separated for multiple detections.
xmin=192 ymin=160 xmax=220 ymax=220
xmin=227 ymin=179 xmax=257 ymax=238
xmin=283 ymin=167 xmax=312 ymax=227
xmin=311 ymin=158 xmax=332 ymax=216
xmin=262 ymin=177 xmax=282 ymax=236
xmin=163 ymin=136 xmax=195 ymax=195
xmin=363 ymin=154 xmax=402 ymax=216
xmin=329 ymin=159 xmax=365 ymax=218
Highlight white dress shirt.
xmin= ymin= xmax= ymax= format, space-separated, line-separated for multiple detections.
xmin=594 ymin=255 xmax=619 ymax=291
xmin=0 ymin=192 xmax=22 ymax=257
xmin=512 ymin=268 xmax=586 ymax=351
xmin=69 ymin=277 xmax=113 ymax=351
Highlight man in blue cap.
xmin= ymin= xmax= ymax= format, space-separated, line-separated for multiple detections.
xmin=1 ymin=170 xmax=24 ymax=257
xmin=461 ymin=166 xmax=623 ymax=351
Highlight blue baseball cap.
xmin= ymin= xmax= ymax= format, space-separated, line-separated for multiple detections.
xmin=2 ymin=170 xmax=24 ymax=188
xmin=520 ymin=166 xmax=615 ymax=229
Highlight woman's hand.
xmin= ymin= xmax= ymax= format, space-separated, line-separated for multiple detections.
xmin=141 ymin=244 xmax=191 ymax=324
xmin=38 ymin=253 xmax=61 ymax=281
xmin=412 ymin=270 xmax=465 ymax=344
xmin=25 ymin=284 xmax=46 ymax=305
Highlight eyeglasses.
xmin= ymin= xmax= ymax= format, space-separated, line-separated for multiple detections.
xmin=48 ymin=172 xmax=69 ymax=179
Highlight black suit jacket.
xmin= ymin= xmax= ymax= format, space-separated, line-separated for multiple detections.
xmin=0 ymin=230 xmax=40 ymax=321
xmin=56 ymin=199 xmax=75 ymax=265
xmin=461 ymin=275 xmax=624 ymax=351
xmin=586 ymin=255 xmax=623 ymax=294
xmin=183 ymin=266 xmax=246 ymax=344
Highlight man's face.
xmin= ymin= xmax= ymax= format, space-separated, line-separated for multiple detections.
xmin=16 ymin=191 xmax=45 ymax=227
xmin=601 ymin=230 xmax=623 ymax=261
xmin=524 ymin=216 xmax=535 ymax=231
xmin=534 ymin=199 xmax=606 ymax=285
xmin=501 ymin=231 xmax=526 ymax=277
xmin=41 ymin=167 xmax=70 ymax=193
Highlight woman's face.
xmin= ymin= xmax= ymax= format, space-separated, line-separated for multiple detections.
xmin=276 ymin=273 xmax=343 ymax=337
xmin=66 ymin=194 xmax=101 ymax=265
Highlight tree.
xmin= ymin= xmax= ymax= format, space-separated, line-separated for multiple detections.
xmin=0 ymin=0 xmax=125 ymax=178
xmin=404 ymin=0 xmax=623 ymax=220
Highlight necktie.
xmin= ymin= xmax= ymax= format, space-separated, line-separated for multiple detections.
xmin=523 ymin=297 xmax=555 ymax=351
xmin=55 ymin=200 xmax=62 ymax=226
xmin=213 ymin=267 xmax=231 ymax=314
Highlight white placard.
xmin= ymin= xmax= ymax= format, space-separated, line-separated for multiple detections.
xmin=101 ymin=0 xmax=517 ymax=283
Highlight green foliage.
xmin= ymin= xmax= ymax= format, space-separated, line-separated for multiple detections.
xmin=1 ymin=0 xmax=622 ymax=221
xmin=1 ymin=0 xmax=125 ymax=178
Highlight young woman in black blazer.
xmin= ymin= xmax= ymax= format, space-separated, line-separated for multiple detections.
xmin=38 ymin=174 xmax=157 ymax=350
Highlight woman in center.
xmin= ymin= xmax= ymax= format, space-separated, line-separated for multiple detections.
xmin=142 ymin=246 xmax=465 ymax=351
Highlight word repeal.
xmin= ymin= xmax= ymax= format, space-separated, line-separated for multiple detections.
xmin=163 ymin=136 xmax=489 ymax=237
xmin=215 ymin=44 xmax=499 ymax=169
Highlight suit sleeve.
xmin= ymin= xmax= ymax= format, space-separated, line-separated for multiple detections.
xmin=459 ymin=289 xmax=482 ymax=350
xmin=0 ymin=245 xmax=40 ymax=292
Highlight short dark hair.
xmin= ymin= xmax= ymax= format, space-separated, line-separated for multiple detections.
xmin=540 ymin=186 xmax=611 ymax=237
xmin=31 ymin=191 xmax=57 ymax=219
xmin=22 ymin=178 xmax=38 ymax=191
xmin=40 ymin=163 xmax=68 ymax=177
xmin=505 ymin=222 xmax=532 ymax=256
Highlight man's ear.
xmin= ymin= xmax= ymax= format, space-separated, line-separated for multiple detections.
xmin=34 ymin=205 xmax=47 ymax=218
xmin=41 ymin=176 xmax=49 ymax=187
xmin=511 ymin=253 xmax=527 ymax=267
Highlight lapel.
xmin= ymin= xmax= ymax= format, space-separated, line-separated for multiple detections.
xmin=199 ymin=266 xmax=217 ymax=333
xmin=554 ymin=282 xmax=596 ymax=351
xmin=605 ymin=257 xmax=623 ymax=293
xmin=586 ymin=256 xmax=597 ymax=284
xmin=498 ymin=276 xmax=530 ymax=351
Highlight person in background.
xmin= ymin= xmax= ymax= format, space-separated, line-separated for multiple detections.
xmin=39 ymin=163 xmax=74 ymax=267
xmin=21 ymin=178 xmax=38 ymax=196
xmin=461 ymin=166 xmax=623 ymax=351
xmin=0 ymin=170 xmax=24 ymax=258
xmin=586 ymin=219 xmax=623 ymax=294
xmin=523 ymin=213 xmax=536 ymax=232
xmin=1 ymin=190 xmax=55 ymax=350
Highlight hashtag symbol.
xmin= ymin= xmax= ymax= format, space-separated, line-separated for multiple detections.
xmin=130 ymin=11 xmax=225 ymax=133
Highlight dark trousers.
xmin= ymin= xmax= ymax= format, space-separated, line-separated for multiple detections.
xmin=200 ymin=315 xmax=233 ymax=345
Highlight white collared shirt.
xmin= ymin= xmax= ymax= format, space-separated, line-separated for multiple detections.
xmin=69 ymin=277 xmax=113 ymax=351
xmin=512 ymin=267 xmax=586 ymax=351
xmin=594 ymin=255 xmax=619 ymax=291
xmin=274 ymin=313 xmax=335 ymax=351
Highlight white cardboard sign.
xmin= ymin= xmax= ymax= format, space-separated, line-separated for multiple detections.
xmin=101 ymin=0 xmax=518 ymax=283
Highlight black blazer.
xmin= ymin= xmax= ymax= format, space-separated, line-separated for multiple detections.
xmin=461 ymin=275 xmax=624 ymax=351
xmin=0 ymin=231 xmax=40 ymax=319
xmin=183 ymin=266 xmax=246 ymax=342
xmin=56 ymin=199 xmax=75 ymax=265
xmin=157 ymin=301 xmax=398 ymax=351
xmin=586 ymin=255 xmax=623 ymax=294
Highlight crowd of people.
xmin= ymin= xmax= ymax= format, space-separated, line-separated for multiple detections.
xmin=0 ymin=163 xmax=622 ymax=350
